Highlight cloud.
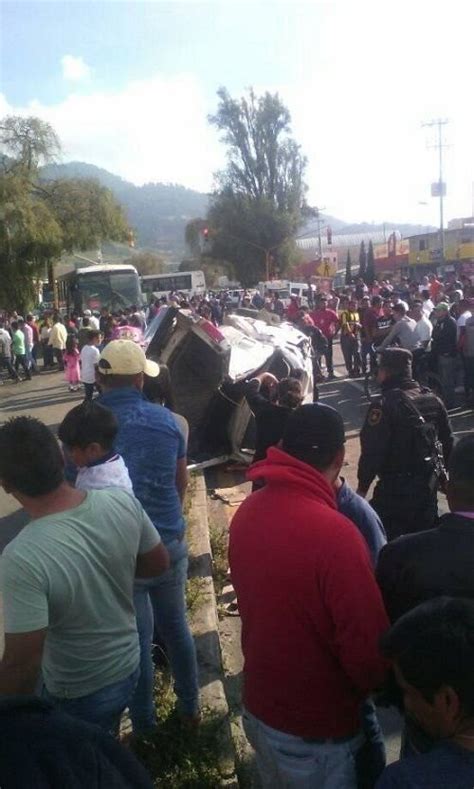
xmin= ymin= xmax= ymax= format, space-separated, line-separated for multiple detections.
xmin=0 ymin=73 xmax=222 ymax=193
xmin=61 ymin=55 xmax=91 ymax=82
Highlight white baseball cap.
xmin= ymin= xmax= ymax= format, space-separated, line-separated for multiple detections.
xmin=83 ymin=309 xmax=92 ymax=316
xmin=98 ymin=340 xmax=160 ymax=377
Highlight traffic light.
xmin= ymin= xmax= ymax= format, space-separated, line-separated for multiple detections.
xmin=203 ymin=227 xmax=209 ymax=242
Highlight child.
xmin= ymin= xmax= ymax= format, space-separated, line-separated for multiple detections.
xmin=63 ymin=335 xmax=80 ymax=392
xmin=58 ymin=401 xmax=133 ymax=492
xmin=80 ymin=329 xmax=101 ymax=401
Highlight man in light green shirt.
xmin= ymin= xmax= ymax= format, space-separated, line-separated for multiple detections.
xmin=0 ymin=416 xmax=169 ymax=732
xmin=10 ymin=320 xmax=31 ymax=380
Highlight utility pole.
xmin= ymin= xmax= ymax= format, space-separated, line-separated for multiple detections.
xmin=422 ymin=118 xmax=449 ymax=265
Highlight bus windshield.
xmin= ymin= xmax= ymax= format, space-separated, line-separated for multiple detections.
xmin=76 ymin=271 xmax=142 ymax=311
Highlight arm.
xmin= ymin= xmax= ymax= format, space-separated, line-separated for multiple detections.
xmin=136 ymin=543 xmax=170 ymax=578
xmin=357 ymin=402 xmax=391 ymax=496
xmin=176 ymin=456 xmax=188 ymax=503
xmin=377 ymin=320 xmax=400 ymax=351
xmin=0 ymin=630 xmax=46 ymax=695
xmin=321 ymin=523 xmax=389 ymax=694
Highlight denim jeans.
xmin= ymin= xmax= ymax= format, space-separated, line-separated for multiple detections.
xmin=129 ymin=539 xmax=199 ymax=734
xmin=43 ymin=666 xmax=139 ymax=734
xmin=243 ymin=708 xmax=364 ymax=789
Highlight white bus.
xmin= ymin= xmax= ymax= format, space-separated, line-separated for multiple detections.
xmin=57 ymin=264 xmax=143 ymax=314
xmin=142 ymin=270 xmax=206 ymax=301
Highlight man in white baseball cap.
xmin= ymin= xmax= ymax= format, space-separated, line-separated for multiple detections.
xmin=98 ymin=339 xmax=160 ymax=379
xmin=97 ymin=340 xmax=199 ymax=734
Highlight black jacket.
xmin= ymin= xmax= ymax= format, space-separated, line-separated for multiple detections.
xmin=0 ymin=697 xmax=154 ymax=789
xmin=376 ymin=513 xmax=474 ymax=622
xmin=358 ymin=377 xmax=453 ymax=492
xmin=431 ymin=314 xmax=457 ymax=357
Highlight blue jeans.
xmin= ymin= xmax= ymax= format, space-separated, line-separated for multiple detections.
xmin=130 ymin=539 xmax=199 ymax=733
xmin=243 ymin=708 xmax=364 ymax=789
xmin=43 ymin=666 xmax=139 ymax=734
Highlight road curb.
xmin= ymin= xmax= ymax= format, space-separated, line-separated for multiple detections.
xmin=187 ymin=471 xmax=238 ymax=788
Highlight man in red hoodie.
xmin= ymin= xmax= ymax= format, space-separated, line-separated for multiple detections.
xmin=229 ymin=403 xmax=389 ymax=789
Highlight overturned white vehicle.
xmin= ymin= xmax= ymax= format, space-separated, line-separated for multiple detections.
xmin=144 ymin=307 xmax=314 ymax=466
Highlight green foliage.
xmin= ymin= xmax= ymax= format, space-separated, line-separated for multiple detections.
xmin=345 ymin=249 xmax=352 ymax=286
xmin=0 ymin=169 xmax=62 ymax=311
xmin=0 ymin=116 xmax=129 ymax=311
xmin=365 ymin=239 xmax=375 ymax=286
xmin=358 ymin=240 xmax=367 ymax=281
xmin=184 ymin=218 xmax=207 ymax=257
xmin=0 ymin=116 xmax=61 ymax=171
xmin=45 ymin=178 xmax=128 ymax=252
xmin=206 ymin=87 xmax=308 ymax=285
xmin=123 ymin=250 xmax=166 ymax=276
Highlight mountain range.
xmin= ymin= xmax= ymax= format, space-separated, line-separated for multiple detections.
xmin=41 ymin=161 xmax=431 ymax=258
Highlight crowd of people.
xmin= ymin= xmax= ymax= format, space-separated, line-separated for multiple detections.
xmin=0 ymin=268 xmax=473 ymax=787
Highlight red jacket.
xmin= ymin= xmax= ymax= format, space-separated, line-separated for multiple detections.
xmin=229 ymin=447 xmax=389 ymax=739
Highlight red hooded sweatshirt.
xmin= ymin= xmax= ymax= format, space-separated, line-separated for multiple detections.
xmin=229 ymin=447 xmax=389 ymax=739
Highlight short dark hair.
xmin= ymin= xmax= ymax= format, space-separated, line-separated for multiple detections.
xmin=393 ymin=303 xmax=407 ymax=316
xmin=58 ymin=402 xmax=118 ymax=450
xmin=381 ymin=597 xmax=474 ymax=715
xmin=143 ymin=364 xmax=175 ymax=410
xmin=371 ymin=296 xmax=382 ymax=307
xmin=97 ymin=371 xmax=137 ymax=389
xmin=0 ymin=417 xmax=64 ymax=496
xmin=449 ymin=435 xmax=474 ymax=507
xmin=87 ymin=330 xmax=100 ymax=342
xmin=421 ymin=289 xmax=431 ymax=300
xmin=10 ymin=320 xmax=18 ymax=331
xmin=277 ymin=377 xmax=304 ymax=409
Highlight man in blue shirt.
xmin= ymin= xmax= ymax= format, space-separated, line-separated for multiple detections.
xmin=376 ymin=597 xmax=474 ymax=788
xmin=97 ymin=340 xmax=199 ymax=733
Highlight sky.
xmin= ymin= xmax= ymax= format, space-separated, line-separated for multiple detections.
xmin=1 ymin=0 xmax=473 ymax=226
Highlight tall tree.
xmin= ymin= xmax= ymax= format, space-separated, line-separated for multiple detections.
xmin=365 ymin=240 xmax=375 ymax=286
xmin=345 ymin=250 xmax=352 ymax=285
xmin=358 ymin=240 xmax=367 ymax=281
xmin=0 ymin=115 xmax=129 ymax=311
xmin=205 ymin=87 xmax=308 ymax=284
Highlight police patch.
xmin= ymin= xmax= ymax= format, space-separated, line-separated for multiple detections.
xmin=368 ymin=407 xmax=382 ymax=426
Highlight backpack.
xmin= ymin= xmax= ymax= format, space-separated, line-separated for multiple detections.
xmin=396 ymin=391 xmax=446 ymax=489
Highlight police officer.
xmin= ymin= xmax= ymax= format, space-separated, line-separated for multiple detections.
xmin=357 ymin=348 xmax=453 ymax=541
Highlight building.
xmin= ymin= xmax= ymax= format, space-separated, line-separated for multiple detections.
xmin=406 ymin=218 xmax=474 ymax=278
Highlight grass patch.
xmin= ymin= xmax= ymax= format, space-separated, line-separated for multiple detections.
xmin=185 ymin=576 xmax=207 ymax=618
xmin=131 ymin=673 xmax=224 ymax=788
xmin=208 ymin=516 xmax=229 ymax=597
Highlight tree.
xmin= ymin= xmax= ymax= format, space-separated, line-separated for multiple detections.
xmin=345 ymin=250 xmax=352 ymax=285
xmin=124 ymin=251 xmax=165 ymax=276
xmin=184 ymin=218 xmax=208 ymax=258
xmin=358 ymin=240 xmax=367 ymax=281
xmin=0 ymin=115 xmax=129 ymax=311
xmin=365 ymin=240 xmax=375 ymax=286
xmin=205 ymin=87 xmax=308 ymax=284
xmin=0 ymin=116 xmax=61 ymax=171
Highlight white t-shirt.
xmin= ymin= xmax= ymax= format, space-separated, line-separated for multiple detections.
xmin=80 ymin=344 xmax=100 ymax=384
xmin=457 ymin=311 xmax=472 ymax=329
xmin=75 ymin=454 xmax=134 ymax=494
xmin=414 ymin=316 xmax=433 ymax=346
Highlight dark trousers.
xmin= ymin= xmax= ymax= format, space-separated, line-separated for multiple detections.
xmin=0 ymin=355 xmax=18 ymax=379
xmin=360 ymin=341 xmax=376 ymax=374
xmin=356 ymin=699 xmax=386 ymax=789
xmin=84 ymin=382 xmax=96 ymax=401
xmin=341 ymin=335 xmax=361 ymax=375
xmin=53 ymin=348 xmax=64 ymax=371
xmin=323 ymin=337 xmax=334 ymax=375
xmin=371 ymin=476 xmax=438 ymax=541
xmin=42 ymin=342 xmax=54 ymax=368
xmin=464 ymin=356 xmax=474 ymax=399
xmin=15 ymin=354 xmax=31 ymax=379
